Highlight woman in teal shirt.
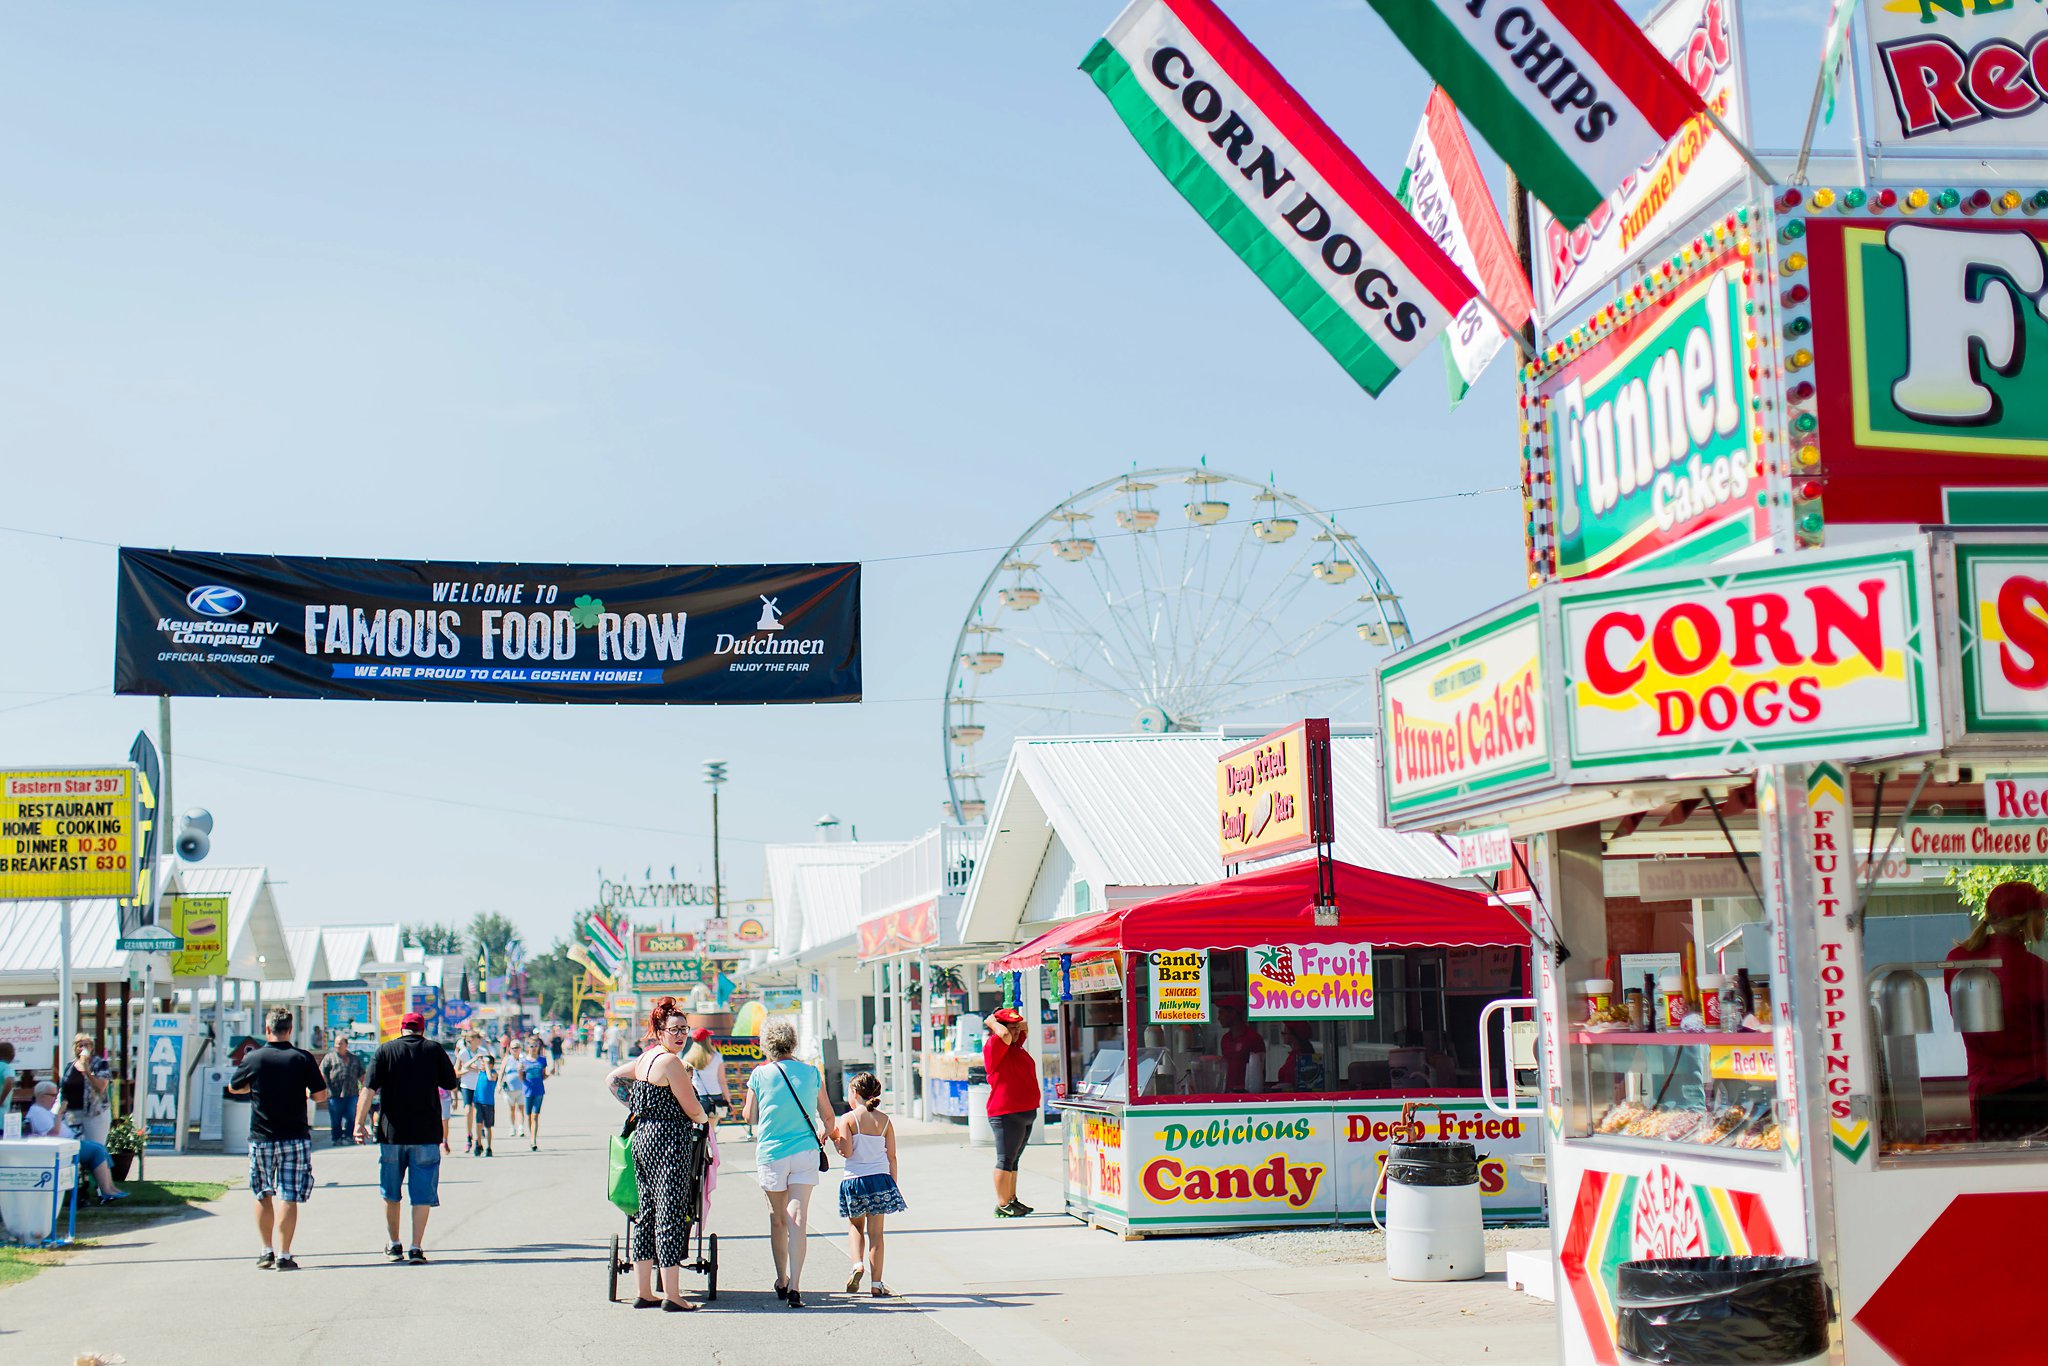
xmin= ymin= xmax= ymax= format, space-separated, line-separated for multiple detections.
xmin=742 ymin=1019 xmax=840 ymax=1308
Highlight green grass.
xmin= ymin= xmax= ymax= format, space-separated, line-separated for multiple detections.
xmin=103 ymin=1179 xmax=229 ymax=1208
xmin=0 ymin=1242 xmax=94 ymax=1289
xmin=0 ymin=1178 xmax=228 ymax=1289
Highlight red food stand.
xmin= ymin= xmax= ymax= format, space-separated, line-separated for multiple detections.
xmin=996 ymin=857 xmax=1545 ymax=1236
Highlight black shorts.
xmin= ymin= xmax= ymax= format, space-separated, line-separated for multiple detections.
xmin=473 ymin=1102 xmax=496 ymax=1128
xmin=991 ymin=1110 xmax=1034 ymax=1172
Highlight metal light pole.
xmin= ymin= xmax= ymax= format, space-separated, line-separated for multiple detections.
xmin=704 ymin=761 xmax=728 ymax=922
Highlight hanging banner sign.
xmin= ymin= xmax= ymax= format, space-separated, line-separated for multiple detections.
xmin=1902 ymin=817 xmax=2048 ymax=863
xmin=1985 ymin=774 xmax=2048 ymax=824
xmin=1534 ymin=0 xmax=1748 ymax=323
xmin=1862 ymin=2 xmax=2048 ymax=153
xmin=1216 ymin=720 xmax=1333 ymax=864
xmin=1379 ymin=599 xmax=1552 ymax=823
xmin=857 ymin=901 xmax=938 ymax=960
xmin=1455 ymin=825 xmax=1513 ymax=877
xmin=630 ymin=956 xmax=708 ymax=990
xmin=1954 ymin=541 xmax=2048 ymax=735
xmin=1069 ymin=955 xmax=1123 ymax=996
xmin=1247 ymin=943 xmax=1374 ymax=1020
xmin=114 ymin=547 xmax=861 ymax=705
xmin=1148 ymin=950 xmax=1210 ymax=1024
xmin=124 ymin=731 xmax=160 ymax=928
xmin=634 ymin=931 xmax=697 ymax=958
xmin=0 ymin=767 xmax=138 ymax=903
xmin=1805 ymin=215 xmax=2048 ymax=527
xmin=143 ymin=1014 xmax=186 ymax=1150
xmin=1539 ymin=253 xmax=1758 ymax=580
xmin=168 ymin=893 xmax=230 ymax=978
xmin=377 ymin=987 xmax=409 ymax=1042
xmin=1806 ymin=763 xmax=1871 ymax=1166
xmin=1559 ymin=542 xmax=1940 ymax=778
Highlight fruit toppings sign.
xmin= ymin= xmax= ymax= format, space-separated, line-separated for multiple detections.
xmin=1380 ymin=599 xmax=1553 ymax=823
xmin=1247 ymin=942 xmax=1373 ymax=1020
xmin=1559 ymin=542 xmax=1939 ymax=778
xmin=1148 ymin=950 xmax=1210 ymax=1024
xmin=1216 ymin=719 xmax=1332 ymax=865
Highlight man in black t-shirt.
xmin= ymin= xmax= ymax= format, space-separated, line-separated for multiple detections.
xmin=229 ymin=1008 xmax=329 ymax=1271
xmin=357 ymin=1011 xmax=459 ymax=1264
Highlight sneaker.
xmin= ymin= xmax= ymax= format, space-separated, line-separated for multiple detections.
xmin=256 ymin=1250 xmax=276 ymax=1269
xmin=407 ymin=1248 xmax=428 ymax=1265
xmin=994 ymin=1204 xmax=1022 ymax=1218
xmin=1004 ymin=1200 xmax=1035 ymax=1217
xmin=276 ymin=1255 xmax=299 ymax=1272
xmin=386 ymin=1242 xmax=406 ymax=1263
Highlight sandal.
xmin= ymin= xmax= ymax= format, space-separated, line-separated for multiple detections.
xmin=774 ymin=1280 xmax=789 ymax=1301
xmin=847 ymin=1268 xmax=864 ymax=1294
xmin=871 ymin=1283 xmax=894 ymax=1298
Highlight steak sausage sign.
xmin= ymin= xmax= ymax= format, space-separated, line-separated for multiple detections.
xmin=1559 ymin=543 xmax=1940 ymax=778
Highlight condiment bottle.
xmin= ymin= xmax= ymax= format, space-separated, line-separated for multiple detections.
xmin=1625 ymin=988 xmax=1647 ymax=1032
xmin=1643 ymin=974 xmax=1659 ymax=1031
xmin=1752 ymin=978 xmax=1774 ymax=1025
xmin=1698 ymin=974 xmax=1724 ymax=1030
xmin=1659 ymin=973 xmax=1686 ymax=1030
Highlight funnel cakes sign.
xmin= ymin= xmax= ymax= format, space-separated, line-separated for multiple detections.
xmin=1216 ymin=720 xmax=1333 ymax=865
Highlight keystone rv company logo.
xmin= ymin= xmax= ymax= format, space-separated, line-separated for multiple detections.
xmin=186 ymin=585 xmax=247 ymax=617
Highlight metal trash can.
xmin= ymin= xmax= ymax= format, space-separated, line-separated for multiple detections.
xmin=1617 ymin=1257 xmax=1830 ymax=1365
xmin=1383 ymin=1141 xmax=1485 ymax=1282
xmin=221 ymin=1090 xmax=252 ymax=1155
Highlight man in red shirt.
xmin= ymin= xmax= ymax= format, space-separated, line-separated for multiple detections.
xmin=982 ymin=1007 xmax=1040 ymax=1218
xmin=1945 ymin=880 xmax=2048 ymax=1141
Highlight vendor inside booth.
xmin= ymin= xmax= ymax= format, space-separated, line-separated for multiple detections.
xmin=998 ymin=857 xmax=1545 ymax=1237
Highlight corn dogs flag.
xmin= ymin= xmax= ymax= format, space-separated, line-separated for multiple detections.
xmin=1363 ymin=0 xmax=1706 ymax=229
xmin=1395 ymin=89 xmax=1533 ymax=407
xmin=1082 ymin=0 xmax=1477 ymax=397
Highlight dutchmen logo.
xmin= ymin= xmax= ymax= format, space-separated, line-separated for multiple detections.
xmin=756 ymin=596 xmax=785 ymax=631
xmin=186 ymin=585 xmax=246 ymax=617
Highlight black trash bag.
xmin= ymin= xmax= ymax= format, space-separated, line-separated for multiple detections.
xmin=1384 ymin=1141 xmax=1479 ymax=1187
xmin=1616 ymin=1256 xmax=1830 ymax=1365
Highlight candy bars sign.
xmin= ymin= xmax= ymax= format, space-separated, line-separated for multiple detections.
xmin=1866 ymin=0 xmax=2048 ymax=151
xmin=1559 ymin=543 xmax=1939 ymax=778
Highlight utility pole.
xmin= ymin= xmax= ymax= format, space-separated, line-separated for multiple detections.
xmin=704 ymin=760 xmax=729 ymax=921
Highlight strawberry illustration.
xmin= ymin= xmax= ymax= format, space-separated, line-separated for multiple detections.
xmin=1258 ymin=947 xmax=1297 ymax=986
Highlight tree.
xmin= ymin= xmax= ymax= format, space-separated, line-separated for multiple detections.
xmin=467 ymin=910 xmax=521 ymax=978
xmin=1945 ymin=864 xmax=2048 ymax=914
xmin=525 ymin=939 xmax=602 ymax=1025
xmin=402 ymin=921 xmax=464 ymax=955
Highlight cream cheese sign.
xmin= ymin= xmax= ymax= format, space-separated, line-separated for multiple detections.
xmin=1379 ymin=598 xmax=1553 ymax=825
xmin=1559 ymin=543 xmax=1940 ymax=778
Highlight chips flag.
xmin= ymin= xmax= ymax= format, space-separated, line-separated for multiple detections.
xmin=583 ymin=913 xmax=626 ymax=977
xmin=1396 ymin=88 xmax=1533 ymax=407
xmin=1082 ymin=0 xmax=1479 ymax=396
xmin=566 ymin=941 xmax=614 ymax=987
xmin=1363 ymin=0 xmax=1706 ymax=229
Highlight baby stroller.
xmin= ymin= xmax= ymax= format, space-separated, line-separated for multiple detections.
xmin=608 ymin=1119 xmax=718 ymax=1303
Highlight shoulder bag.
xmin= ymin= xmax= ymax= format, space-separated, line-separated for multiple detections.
xmin=775 ymin=1061 xmax=830 ymax=1172
xmin=607 ymin=1057 xmax=649 ymax=1215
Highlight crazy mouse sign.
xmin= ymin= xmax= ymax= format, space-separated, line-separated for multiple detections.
xmin=1559 ymin=543 xmax=1940 ymax=777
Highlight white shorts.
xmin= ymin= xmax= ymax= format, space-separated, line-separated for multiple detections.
xmin=756 ymin=1151 xmax=822 ymax=1191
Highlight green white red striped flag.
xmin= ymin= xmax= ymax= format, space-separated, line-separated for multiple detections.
xmin=1395 ymin=88 xmax=1533 ymax=407
xmin=1363 ymin=0 xmax=1707 ymax=229
xmin=583 ymin=912 xmax=626 ymax=976
xmin=1082 ymin=0 xmax=1479 ymax=397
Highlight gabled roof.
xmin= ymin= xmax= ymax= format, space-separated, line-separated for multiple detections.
xmin=318 ymin=923 xmax=405 ymax=981
xmin=761 ymin=841 xmax=909 ymax=960
xmin=277 ymin=928 xmax=331 ymax=1002
xmin=0 ymin=866 xmax=294 ymax=990
xmin=958 ymin=733 xmax=1462 ymax=946
xmin=169 ymin=865 xmax=294 ymax=982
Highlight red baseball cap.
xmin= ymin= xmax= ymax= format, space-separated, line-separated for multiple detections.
xmin=991 ymin=1007 xmax=1024 ymax=1025
xmin=400 ymin=1012 xmax=426 ymax=1031
xmin=690 ymin=1028 xmax=713 ymax=1042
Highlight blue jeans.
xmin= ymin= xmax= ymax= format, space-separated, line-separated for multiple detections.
xmin=378 ymin=1143 xmax=441 ymax=1207
xmin=77 ymin=1138 xmax=111 ymax=1178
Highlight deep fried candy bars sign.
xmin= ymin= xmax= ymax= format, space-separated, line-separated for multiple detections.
xmin=1216 ymin=719 xmax=1332 ymax=863
xmin=1380 ymin=599 xmax=1552 ymax=823
xmin=1560 ymin=544 xmax=1939 ymax=777
xmin=1082 ymin=0 xmax=1475 ymax=396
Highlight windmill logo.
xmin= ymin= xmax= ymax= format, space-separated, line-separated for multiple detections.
xmin=756 ymin=596 xmax=786 ymax=631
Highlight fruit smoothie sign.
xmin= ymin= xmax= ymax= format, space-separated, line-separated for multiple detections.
xmin=1379 ymin=598 xmax=1554 ymax=824
xmin=1560 ymin=543 xmax=1940 ymax=778
xmin=1955 ymin=542 xmax=2048 ymax=734
xmin=1247 ymin=943 xmax=1373 ymax=1020
xmin=1541 ymin=255 xmax=1757 ymax=580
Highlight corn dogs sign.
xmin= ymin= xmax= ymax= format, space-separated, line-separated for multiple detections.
xmin=1559 ymin=543 xmax=1939 ymax=777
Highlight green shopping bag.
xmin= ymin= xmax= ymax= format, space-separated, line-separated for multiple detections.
xmin=608 ymin=1128 xmax=639 ymax=1215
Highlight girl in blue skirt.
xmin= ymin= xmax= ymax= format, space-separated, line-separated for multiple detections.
xmin=835 ymin=1073 xmax=905 ymax=1298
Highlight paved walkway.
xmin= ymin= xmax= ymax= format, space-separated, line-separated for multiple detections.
xmin=1 ymin=1062 xmax=1561 ymax=1365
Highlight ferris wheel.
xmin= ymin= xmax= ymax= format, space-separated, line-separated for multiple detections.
xmin=942 ymin=465 xmax=1413 ymax=823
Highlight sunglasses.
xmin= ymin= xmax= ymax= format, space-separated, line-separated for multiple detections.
xmin=661 ymin=1025 xmax=690 ymax=1035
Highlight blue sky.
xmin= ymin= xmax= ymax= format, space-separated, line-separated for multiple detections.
xmin=0 ymin=0 xmax=1840 ymax=947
